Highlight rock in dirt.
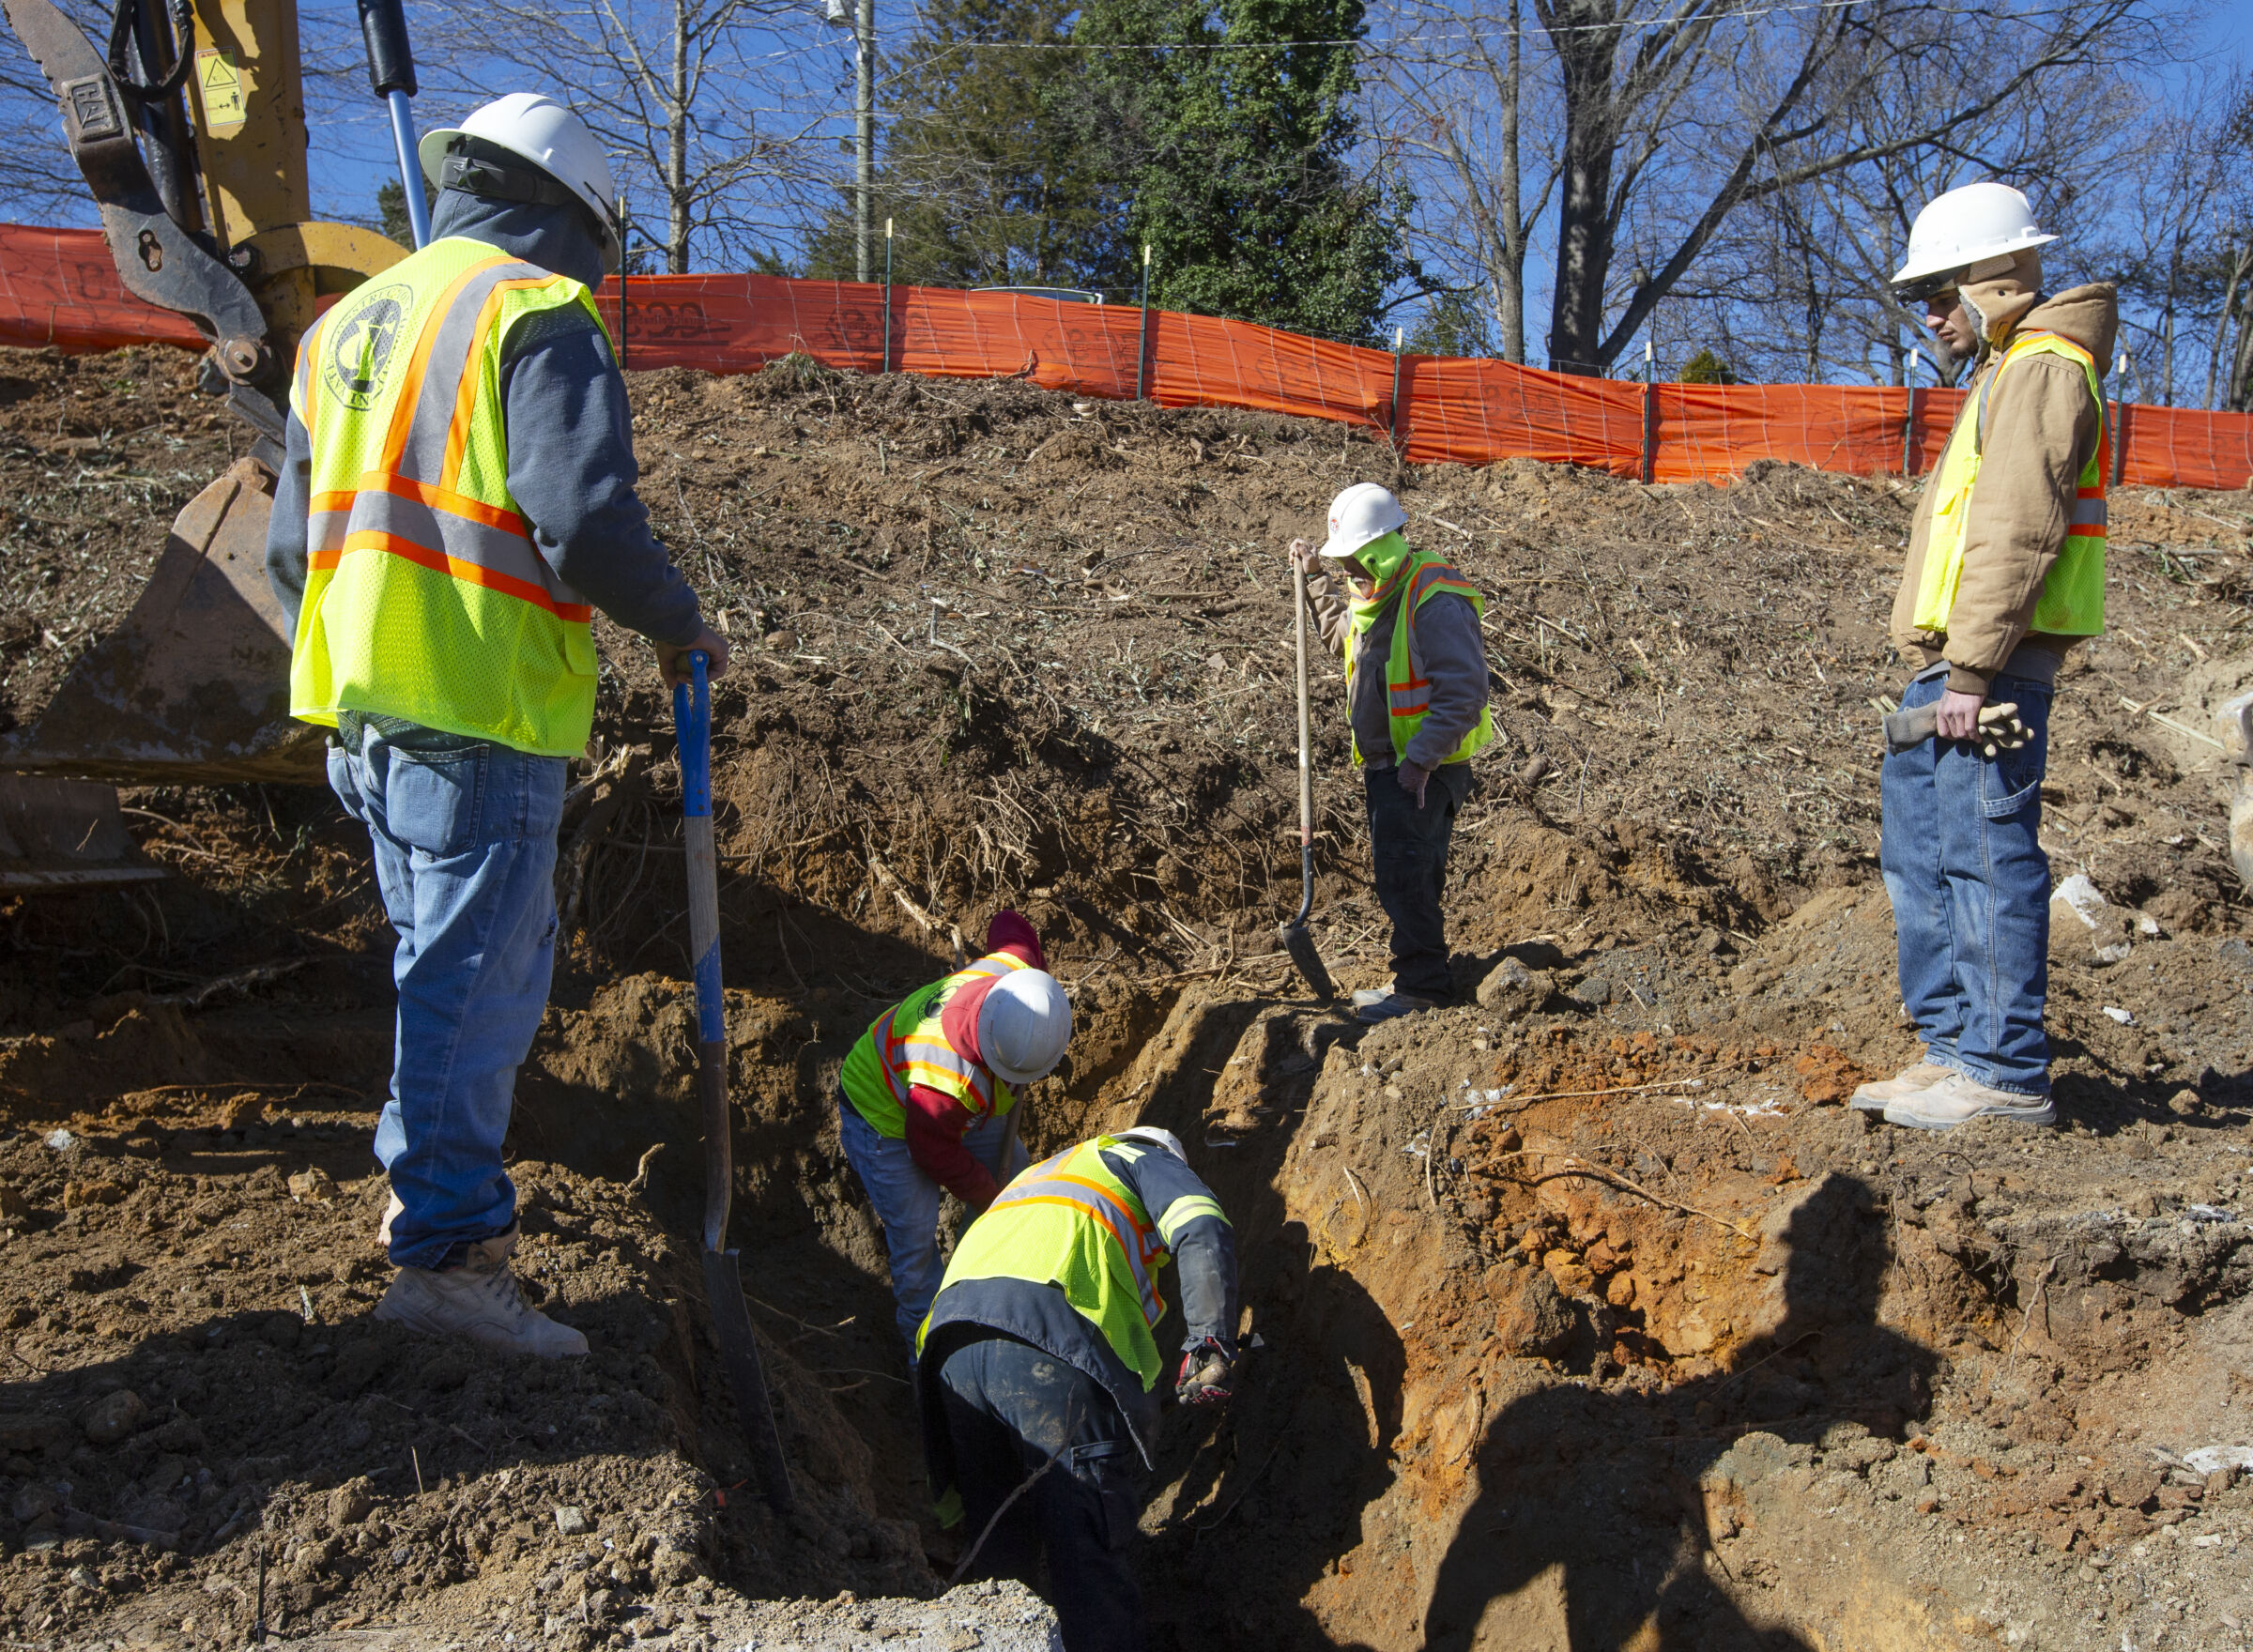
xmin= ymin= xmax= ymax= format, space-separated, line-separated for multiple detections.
xmin=555 ymin=1505 xmax=590 ymax=1536
xmin=221 ymin=1094 xmax=267 ymax=1129
xmin=2051 ymin=873 xmax=2133 ymax=963
xmin=1544 ymin=1248 xmax=1598 ymax=1298
xmin=61 ymin=1178 xmax=123 ymax=1208
xmin=1494 ymin=1263 xmax=1574 ymax=1355
xmin=0 ymin=1184 xmax=27 ymax=1220
xmin=287 ymin=1167 xmax=336 ymax=1201
xmin=81 ymin=1389 xmax=146 ymax=1445
xmin=328 ymin=1482 xmax=374 ymax=1528
xmin=1476 ymin=956 xmax=1554 ymax=1017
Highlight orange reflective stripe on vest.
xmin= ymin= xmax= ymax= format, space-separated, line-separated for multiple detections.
xmin=877 ymin=954 xmax=1025 ymax=1111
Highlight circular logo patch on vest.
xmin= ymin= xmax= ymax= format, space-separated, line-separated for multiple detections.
xmin=323 ymin=283 xmax=413 ymax=412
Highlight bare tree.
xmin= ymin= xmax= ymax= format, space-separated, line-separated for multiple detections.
xmin=2091 ymin=69 xmax=2251 ymax=406
xmin=1385 ymin=0 xmax=2155 ymax=376
xmin=430 ymin=0 xmax=838 ymax=272
xmin=1383 ymin=0 xmax=1558 ymax=361
xmin=1644 ymin=49 xmax=2132 ymax=389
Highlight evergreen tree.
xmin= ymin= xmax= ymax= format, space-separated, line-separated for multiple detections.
xmin=376 ymin=176 xmax=437 ymax=251
xmin=1407 ymin=290 xmax=1493 ymax=358
xmin=1072 ymin=0 xmax=1410 ymax=342
xmin=805 ymin=0 xmax=1126 ymax=291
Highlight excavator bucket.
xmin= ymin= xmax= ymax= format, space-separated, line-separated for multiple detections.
xmin=0 ymin=778 xmax=163 ymax=891
xmin=0 ymin=456 xmax=322 ymax=785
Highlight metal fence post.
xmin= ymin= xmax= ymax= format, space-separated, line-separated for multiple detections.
xmin=1135 ymin=243 xmax=1153 ymax=401
xmin=881 ymin=217 xmax=894 ymax=375
xmin=1639 ymin=337 xmax=1658 ymax=484
xmin=1901 ymin=345 xmax=1917 ymax=479
xmin=2111 ymin=350 xmax=2129 ymax=488
xmin=1390 ymin=326 xmax=1405 ymax=448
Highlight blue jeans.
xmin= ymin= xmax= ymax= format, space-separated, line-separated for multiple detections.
xmin=328 ymin=716 xmax=568 ymax=1269
xmin=837 ymin=1094 xmax=1029 ymax=1349
xmin=1878 ymin=671 xmax=2053 ymax=1096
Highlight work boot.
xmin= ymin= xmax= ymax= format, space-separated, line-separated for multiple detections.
xmin=374 ymin=1226 xmax=588 ymax=1358
xmin=1847 ymin=1062 xmax=1954 ymax=1111
xmin=1882 ymin=1072 xmax=2055 ymax=1131
xmin=1354 ymin=988 xmax=1442 ymax=1024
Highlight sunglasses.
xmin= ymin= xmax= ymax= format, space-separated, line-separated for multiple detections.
xmin=1893 ymin=270 xmax=1963 ymax=309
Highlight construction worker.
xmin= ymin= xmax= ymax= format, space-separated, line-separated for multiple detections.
xmin=266 ymin=94 xmax=728 ymax=1354
xmin=839 ymin=911 xmax=1071 ymax=1349
xmin=1291 ymin=484 xmax=1495 ymax=1022
xmin=1853 ymin=181 xmax=2118 ymax=1131
xmin=916 ymin=1125 xmax=1237 ymax=1652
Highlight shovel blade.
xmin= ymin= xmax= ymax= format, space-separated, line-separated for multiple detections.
xmin=701 ymin=1247 xmax=794 ymax=1514
xmin=1280 ymin=922 xmax=1337 ymax=1002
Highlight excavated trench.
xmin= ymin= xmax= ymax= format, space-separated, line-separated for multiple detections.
xmin=0 ymin=348 xmax=2249 ymax=1647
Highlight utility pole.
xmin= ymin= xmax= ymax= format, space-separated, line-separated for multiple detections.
xmin=855 ymin=0 xmax=875 ymax=282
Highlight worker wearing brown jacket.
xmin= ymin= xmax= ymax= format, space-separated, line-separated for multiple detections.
xmin=1856 ymin=182 xmax=2118 ymax=1132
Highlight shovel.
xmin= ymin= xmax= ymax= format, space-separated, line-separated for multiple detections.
xmin=1280 ymin=559 xmax=1338 ymax=1002
xmin=673 ymin=650 xmax=793 ymax=1513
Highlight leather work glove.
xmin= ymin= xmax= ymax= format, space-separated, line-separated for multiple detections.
xmin=1175 ymin=1337 xmax=1236 ymax=1406
xmin=1882 ymin=699 xmax=2030 ymax=758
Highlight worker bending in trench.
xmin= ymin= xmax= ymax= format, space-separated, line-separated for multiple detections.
xmin=1854 ymin=182 xmax=2117 ymax=1131
xmin=917 ymin=1125 xmax=1236 ymax=1652
xmin=838 ymin=911 xmax=1072 ymax=1349
xmin=268 ymin=95 xmax=728 ymax=1355
xmin=1292 ymin=483 xmax=1496 ymax=1022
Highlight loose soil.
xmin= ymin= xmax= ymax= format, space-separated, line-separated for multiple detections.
xmin=0 ymin=342 xmax=2250 ymax=1649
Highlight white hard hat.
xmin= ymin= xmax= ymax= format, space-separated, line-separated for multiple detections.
xmin=1320 ymin=482 xmax=1407 ymax=561
xmin=1891 ymin=182 xmax=2056 ymax=300
xmin=420 ymin=93 xmax=623 ymax=273
xmin=976 ymin=970 xmax=1072 ymax=1087
xmin=1113 ymin=1125 xmax=1186 ymax=1163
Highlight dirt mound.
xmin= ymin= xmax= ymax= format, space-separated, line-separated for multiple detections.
xmin=0 ymin=345 xmax=2250 ymax=1646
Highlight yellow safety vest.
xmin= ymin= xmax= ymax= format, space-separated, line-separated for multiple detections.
xmin=1345 ymin=548 xmax=1499 ymax=768
xmin=920 ymin=1137 xmax=1225 ymax=1391
xmin=287 ymin=235 xmax=606 ymax=756
xmin=1910 ymin=329 xmax=2107 ymax=638
xmin=839 ymin=952 xmax=1031 ymax=1138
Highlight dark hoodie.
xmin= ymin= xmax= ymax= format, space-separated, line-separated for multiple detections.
xmin=266 ymin=190 xmax=703 ymax=672
xmin=1891 ymin=252 xmax=2120 ymax=695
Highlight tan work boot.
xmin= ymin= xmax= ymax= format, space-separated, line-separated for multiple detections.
xmin=375 ymin=1226 xmax=588 ymax=1357
xmin=1847 ymin=1061 xmax=1954 ymax=1111
xmin=1882 ymin=1072 xmax=2055 ymax=1131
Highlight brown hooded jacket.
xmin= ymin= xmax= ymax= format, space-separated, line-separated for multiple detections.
xmin=1889 ymin=252 xmax=2120 ymax=696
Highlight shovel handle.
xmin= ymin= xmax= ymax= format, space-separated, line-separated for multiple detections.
xmin=671 ymin=651 xmax=729 ymax=1255
xmin=1291 ymin=559 xmax=1316 ymax=927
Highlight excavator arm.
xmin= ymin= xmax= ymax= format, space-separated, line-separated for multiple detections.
xmin=0 ymin=0 xmax=419 ymax=789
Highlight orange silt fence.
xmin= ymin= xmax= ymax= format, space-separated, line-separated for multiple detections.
xmin=8 ymin=221 xmax=2251 ymax=491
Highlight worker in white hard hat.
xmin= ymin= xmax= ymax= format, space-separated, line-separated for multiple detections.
xmin=266 ymin=94 xmax=729 ymax=1357
xmin=915 ymin=1124 xmax=1236 ymax=1652
xmin=1856 ymin=181 xmax=2118 ymax=1132
xmin=838 ymin=911 xmax=1071 ymax=1348
xmin=1291 ymin=482 xmax=1497 ymax=1022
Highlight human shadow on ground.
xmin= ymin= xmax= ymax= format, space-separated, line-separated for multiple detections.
xmin=1422 ymin=1172 xmax=1939 ymax=1651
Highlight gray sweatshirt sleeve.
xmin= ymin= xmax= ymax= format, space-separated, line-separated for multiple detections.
xmin=1401 ymin=590 xmax=1490 ymax=771
xmin=1304 ymin=566 xmax=1353 ymax=658
xmin=265 ymin=407 xmax=314 ymax=636
xmin=1106 ymin=1146 xmax=1239 ymax=1356
xmin=501 ymin=309 xmax=703 ymax=647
